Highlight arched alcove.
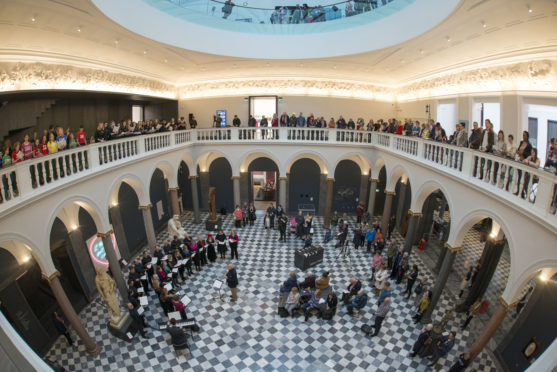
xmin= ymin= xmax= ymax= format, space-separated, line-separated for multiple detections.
xmin=288 ymin=158 xmax=321 ymax=213
xmin=333 ymin=159 xmax=361 ymax=213
xmin=247 ymin=157 xmax=279 ymax=208
xmin=178 ymin=161 xmax=193 ymax=211
xmin=149 ymin=168 xmax=171 ymax=230
xmin=209 ymin=157 xmax=234 ymax=213
xmin=118 ymin=181 xmax=147 ymax=255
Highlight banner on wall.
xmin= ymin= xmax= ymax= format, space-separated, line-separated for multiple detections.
xmin=86 ymin=228 xmax=120 ymax=271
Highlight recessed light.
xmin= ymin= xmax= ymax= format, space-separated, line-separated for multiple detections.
xmin=114 ymin=39 xmax=119 ymax=44
xmin=164 ymin=59 xmax=168 ymax=63
xmin=419 ymin=49 xmax=424 ymax=54
xmin=31 ymin=16 xmax=36 ymax=22
xmin=299 ymin=63 xmax=304 ymax=67
xmin=143 ymin=50 xmax=147 ymax=54
xmin=482 ymin=21 xmax=486 ymax=28
xmin=333 ymin=65 xmax=337 ymax=69
xmin=527 ymin=5 xmax=532 ymax=13
xmin=446 ymin=36 xmax=451 ymax=42
xmin=76 ymin=27 xmax=81 ymax=33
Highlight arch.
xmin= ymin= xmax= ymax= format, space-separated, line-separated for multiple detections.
xmin=411 ymin=179 xmax=454 ymax=214
xmin=502 ymin=259 xmax=557 ymax=302
xmin=333 ymin=152 xmax=372 ymax=175
xmin=0 ymin=234 xmax=55 ymax=274
xmin=386 ymin=164 xmax=411 ymax=191
xmin=178 ymin=160 xmax=194 ymax=210
xmin=147 ymin=160 xmax=177 ymax=188
xmin=239 ymin=150 xmax=282 ymax=175
xmin=333 ymin=159 xmax=362 ymax=213
xmin=289 ymin=158 xmax=322 ymax=213
xmin=196 ymin=150 xmax=234 ymax=173
xmin=449 ymin=208 xmax=513 ymax=250
xmin=179 ymin=153 xmax=195 ymax=177
xmin=371 ymin=157 xmax=386 ymax=180
xmin=48 ymin=195 xmax=107 ymax=236
xmin=285 ymin=150 xmax=330 ymax=175
xmin=106 ymin=173 xmax=148 ymax=208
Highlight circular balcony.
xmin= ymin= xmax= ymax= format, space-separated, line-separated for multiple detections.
xmin=92 ymin=0 xmax=461 ymax=58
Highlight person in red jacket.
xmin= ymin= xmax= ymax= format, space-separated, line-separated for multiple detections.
xmin=76 ymin=126 xmax=87 ymax=146
xmin=356 ymin=201 xmax=365 ymax=223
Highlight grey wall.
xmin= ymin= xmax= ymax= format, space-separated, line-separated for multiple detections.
xmin=149 ymin=168 xmax=171 ymax=231
xmin=178 ymin=161 xmax=193 ymax=210
xmin=332 ymin=160 xmax=361 ymax=214
xmin=117 ymin=181 xmax=147 ymax=255
xmin=209 ymin=158 xmax=234 ymax=213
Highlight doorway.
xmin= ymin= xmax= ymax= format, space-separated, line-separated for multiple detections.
xmin=251 ymin=171 xmax=276 ymax=211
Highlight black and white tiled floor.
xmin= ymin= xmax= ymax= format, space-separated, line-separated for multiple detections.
xmin=45 ymin=212 xmax=499 ymax=371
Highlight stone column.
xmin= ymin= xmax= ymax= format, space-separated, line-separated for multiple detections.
xmin=359 ymin=175 xmax=369 ymax=206
xmin=239 ymin=172 xmax=249 ymax=207
xmin=322 ymin=178 xmax=334 ymax=229
xmin=138 ymin=204 xmax=157 ymax=251
xmin=404 ymin=211 xmax=421 ymax=253
xmin=98 ymin=230 xmax=127 ymax=304
xmin=109 ymin=206 xmax=130 ymax=261
xmin=278 ymin=177 xmax=287 ymax=211
xmin=367 ymin=178 xmax=378 ymax=216
xmin=468 ymin=298 xmax=511 ymax=361
xmin=67 ymin=229 xmax=96 ymax=297
xmin=456 ymin=238 xmax=505 ymax=312
xmin=168 ymin=187 xmax=180 ymax=216
xmin=421 ymin=244 xmax=459 ymax=324
xmin=189 ymin=175 xmax=200 ymax=223
xmin=232 ymin=176 xmax=241 ymax=208
xmin=395 ymin=181 xmax=407 ymax=230
xmin=434 ymin=244 xmax=448 ymax=274
xmin=198 ymin=172 xmax=210 ymax=210
xmin=381 ymin=191 xmax=395 ymax=234
xmin=43 ymin=272 xmax=102 ymax=356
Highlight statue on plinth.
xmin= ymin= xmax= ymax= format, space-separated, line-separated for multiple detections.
xmin=208 ymin=187 xmax=217 ymax=221
xmin=168 ymin=214 xmax=186 ymax=239
xmin=95 ymin=267 xmax=124 ymax=327
xmin=433 ymin=308 xmax=454 ymax=334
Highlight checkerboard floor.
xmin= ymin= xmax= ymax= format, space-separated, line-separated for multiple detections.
xmin=45 ymin=212 xmax=500 ymax=371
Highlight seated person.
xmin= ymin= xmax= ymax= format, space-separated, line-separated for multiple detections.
xmin=284 ymin=287 xmax=301 ymax=316
xmin=301 ymin=289 xmax=326 ymax=322
xmin=347 ymin=290 xmax=368 ymax=315
xmin=341 ymin=278 xmax=362 ymax=304
xmin=322 ymin=292 xmax=338 ymax=319
xmin=280 ymin=271 xmax=298 ymax=305
xmin=304 ymin=234 xmax=313 ymax=248
xmin=166 ymin=318 xmax=188 ymax=356
xmin=315 ymin=271 xmax=330 ymax=290
xmin=322 ymin=228 xmax=332 ymax=244
xmin=298 ymin=272 xmax=316 ymax=291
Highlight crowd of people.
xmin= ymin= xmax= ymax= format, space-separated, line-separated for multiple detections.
xmin=3 ymin=112 xmax=555 ymax=175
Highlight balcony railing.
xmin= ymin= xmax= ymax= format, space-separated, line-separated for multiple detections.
xmin=1 ymin=128 xmax=556 ymax=223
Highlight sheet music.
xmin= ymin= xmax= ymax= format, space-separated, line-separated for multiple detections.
xmin=137 ymin=287 xmax=144 ymax=294
xmin=212 ymin=279 xmax=223 ymax=289
xmin=181 ymin=294 xmax=191 ymax=306
xmin=146 ymin=263 xmax=152 ymax=269
xmin=172 ymin=268 xmax=178 ymax=273
xmin=140 ymin=275 xmax=147 ymax=280
xmin=137 ymin=306 xmax=144 ymax=315
xmin=168 ymin=311 xmax=181 ymax=320
xmin=164 ymin=283 xmax=172 ymax=291
xmin=139 ymin=296 xmax=148 ymax=306
xmin=126 ymin=332 xmax=133 ymax=339
xmin=162 ymin=255 xmax=168 ymax=261
xmin=168 ymin=273 xmax=172 ymax=278
xmin=151 ymin=257 xmax=158 ymax=265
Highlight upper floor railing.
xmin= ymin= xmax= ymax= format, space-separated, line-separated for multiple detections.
xmin=1 ymin=127 xmax=556 ymax=224
xmin=165 ymin=0 xmax=403 ymax=26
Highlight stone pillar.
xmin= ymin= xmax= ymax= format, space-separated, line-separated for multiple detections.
xmin=381 ymin=191 xmax=395 ymax=234
xmin=367 ymin=178 xmax=378 ymax=216
xmin=198 ymin=171 xmax=210 ymax=210
xmin=232 ymin=176 xmax=241 ymax=207
xmin=189 ymin=175 xmax=200 ymax=223
xmin=359 ymin=175 xmax=369 ymax=206
xmin=67 ymin=229 xmax=96 ymax=297
xmin=43 ymin=272 xmax=102 ymax=356
xmin=98 ymin=230 xmax=127 ymax=304
xmin=434 ymin=244 xmax=448 ymax=274
xmin=404 ymin=211 xmax=421 ymax=253
xmin=422 ymin=244 xmax=459 ymax=324
xmin=468 ymin=298 xmax=511 ymax=361
xmin=239 ymin=172 xmax=249 ymax=207
xmin=168 ymin=187 xmax=180 ymax=216
xmin=318 ymin=174 xmax=327 ymax=216
xmin=395 ymin=181 xmax=407 ymax=230
xmin=456 ymin=238 xmax=505 ymax=312
xmin=322 ymin=178 xmax=334 ymax=229
xmin=138 ymin=204 xmax=157 ymax=251
xmin=109 ymin=206 xmax=130 ymax=261
xmin=279 ymin=177 xmax=287 ymax=211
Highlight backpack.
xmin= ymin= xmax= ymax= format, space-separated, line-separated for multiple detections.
xmin=278 ymin=307 xmax=289 ymax=318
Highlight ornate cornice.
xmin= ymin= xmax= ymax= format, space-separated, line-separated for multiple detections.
xmin=384 ymin=190 xmax=396 ymax=196
xmin=369 ymin=178 xmax=379 ymax=183
xmin=188 ymin=175 xmax=199 ymax=179
xmin=41 ymin=271 xmax=60 ymax=282
xmin=180 ymin=78 xmax=393 ymax=101
xmin=97 ymin=230 xmax=114 ymax=238
xmin=168 ymin=187 xmax=180 ymax=191
xmin=408 ymin=210 xmax=423 ymax=217
xmin=444 ymin=243 xmax=462 ymax=252
xmin=138 ymin=204 xmax=152 ymax=210
xmin=0 ymin=62 xmax=176 ymax=98
xmin=398 ymin=60 xmax=556 ymax=101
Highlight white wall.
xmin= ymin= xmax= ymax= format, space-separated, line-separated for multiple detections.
xmin=179 ymin=96 xmax=395 ymax=128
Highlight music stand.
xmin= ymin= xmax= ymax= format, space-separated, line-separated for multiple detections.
xmin=212 ymin=279 xmax=225 ymax=301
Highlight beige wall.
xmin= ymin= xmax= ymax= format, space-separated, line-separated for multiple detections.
xmin=179 ymin=96 xmax=395 ymax=128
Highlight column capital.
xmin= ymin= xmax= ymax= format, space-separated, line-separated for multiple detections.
xmin=497 ymin=296 xmax=517 ymax=309
xmin=369 ymin=178 xmax=379 ymax=183
xmin=97 ymin=229 xmax=114 ymax=238
xmin=444 ymin=243 xmax=462 ymax=252
xmin=168 ymin=187 xmax=180 ymax=191
xmin=327 ymin=178 xmax=335 ymax=182
xmin=384 ymin=190 xmax=396 ymax=196
xmin=278 ymin=177 xmax=288 ymax=181
xmin=488 ymin=237 xmax=506 ymax=245
xmin=188 ymin=175 xmax=199 ymax=179
xmin=231 ymin=176 xmax=240 ymax=180
xmin=408 ymin=210 xmax=423 ymax=217
xmin=41 ymin=271 xmax=60 ymax=282
xmin=138 ymin=204 xmax=152 ymax=210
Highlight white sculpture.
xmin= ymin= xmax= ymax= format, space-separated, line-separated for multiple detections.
xmin=168 ymin=214 xmax=186 ymax=239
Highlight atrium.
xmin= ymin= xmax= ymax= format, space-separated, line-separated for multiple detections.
xmin=0 ymin=0 xmax=556 ymax=371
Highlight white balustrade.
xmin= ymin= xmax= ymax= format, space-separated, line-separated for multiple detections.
xmin=1 ymin=128 xmax=556 ymax=227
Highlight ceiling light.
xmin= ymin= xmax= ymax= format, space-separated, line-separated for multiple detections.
xmin=527 ymin=5 xmax=532 ymax=13
xmin=419 ymin=49 xmax=424 ymax=54
xmin=539 ymin=273 xmax=548 ymax=282
xmin=143 ymin=50 xmax=147 ymax=54
xmin=114 ymin=39 xmax=119 ymax=44
xmin=446 ymin=36 xmax=451 ymax=42
xmin=22 ymin=256 xmax=30 ymax=263
xmin=31 ymin=16 xmax=36 ymax=22
xmin=164 ymin=59 xmax=168 ymax=63
xmin=71 ymin=224 xmax=78 ymax=231
xmin=299 ymin=63 xmax=304 ymax=67
xmin=77 ymin=26 xmax=81 ymax=33
xmin=481 ymin=21 xmax=486 ymax=28
xmin=333 ymin=65 xmax=337 ymax=69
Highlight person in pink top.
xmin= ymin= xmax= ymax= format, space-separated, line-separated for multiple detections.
xmin=21 ymin=134 xmax=33 ymax=160
xmin=234 ymin=205 xmax=243 ymax=228
xmin=371 ymin=251 xmax=383 ymax=281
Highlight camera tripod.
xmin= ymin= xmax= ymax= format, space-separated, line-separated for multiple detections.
xmin=336 ymin=241 xmax=352 ymax=267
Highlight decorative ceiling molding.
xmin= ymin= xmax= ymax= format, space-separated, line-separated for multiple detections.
xmin=0 ymin=62 xmax=177 ymax=98
xmin=179 ymin=79 xmax=395 ymax=102
xmin=397 ymin=59 xmax=556 ymax=101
